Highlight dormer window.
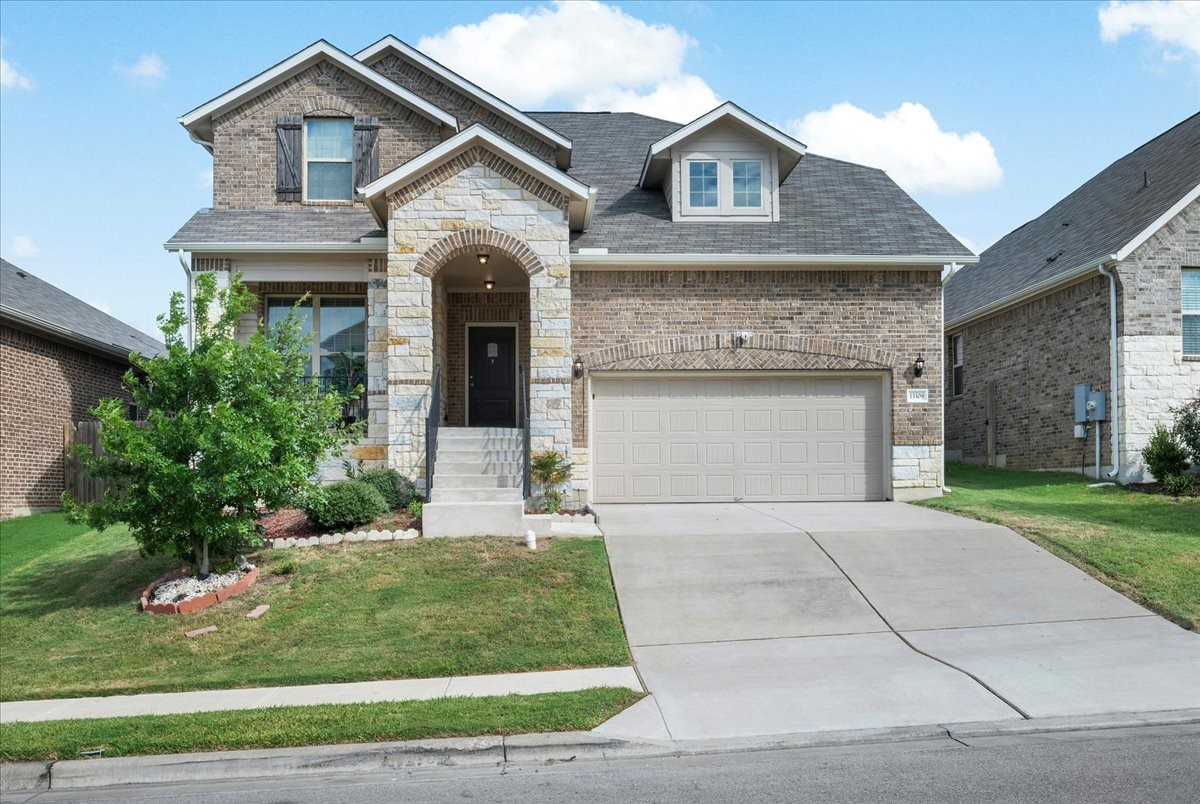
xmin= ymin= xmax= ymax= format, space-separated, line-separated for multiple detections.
xmin=732 ymin=160 xmax=762 ymax=208
xmin=305 ymin=118 xmax=354 ymax=201
xmin=681 ymin=154 xmax=769 ymax=218
xmin=688 ymin=161 xmax=719 ymax=207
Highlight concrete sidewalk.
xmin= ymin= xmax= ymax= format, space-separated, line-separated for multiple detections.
xmin=0 ymin=666 xmax=642 ymax=724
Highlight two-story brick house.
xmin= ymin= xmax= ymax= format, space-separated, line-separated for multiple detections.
xmin=167 ymin=37 xmax=973 ymax=535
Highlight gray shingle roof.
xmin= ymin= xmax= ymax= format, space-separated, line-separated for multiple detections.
xmin=0 ymin=259 xmax=165 ymax=358
xmin=532 ymin=111 xmax=972 ymax=257
xmin=166 ymin=112 xmax=971 ymax=258
xmin=946 ymin=112 xmax=1200 ymax=324
xmin=167 ymin=208 xmax=384 ymax=246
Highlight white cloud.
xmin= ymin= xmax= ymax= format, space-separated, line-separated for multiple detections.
xmin=8 ymin=235 xmax=39 ymax=259
xmin=418 ymin=1 xmax=719 ymax=123
xmin=115 ymin=53 xmax=168 ymax=86
xmin=0 ymin=40 xmax=34 ymax=91
xmin=197 ymin=169 xmax=213 ymax=190
xmin=1099 ymin=1 xmax=1200 ymax=62
xmin=787 ymin=102 xmax=1003 ymax=196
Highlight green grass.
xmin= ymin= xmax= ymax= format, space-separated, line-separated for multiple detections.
xmin=918 ymin=462 xmax=1200 ymax=630
xmin=0 ymin=514 xmax=630 ymax=701
xmin=0 ymin=688 xmax=643 ymax=762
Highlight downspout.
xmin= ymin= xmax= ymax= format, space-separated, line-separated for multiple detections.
xmin=176 ymin=249 xmax=193 ymax=351
xmin=1098 ymin=262 xmax=1120 ymax=479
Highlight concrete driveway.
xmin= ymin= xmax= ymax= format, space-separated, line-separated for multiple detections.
xmin=593 ymin=502 xmax=1200 ymax=742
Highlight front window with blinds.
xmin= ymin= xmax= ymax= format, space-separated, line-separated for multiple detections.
xmin=266 ymin=296 xmax=366 ymax=394
xmin=1184 ymin=268 xmax=1200 ymax=356
xmin=305 ymin=119 xmax=353 ymax=201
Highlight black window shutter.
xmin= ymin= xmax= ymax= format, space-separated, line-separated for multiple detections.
xmin=353 ymin=116 xmax=380 ymax=201
xmin=276 ymin=115 xmax=302 ymax=202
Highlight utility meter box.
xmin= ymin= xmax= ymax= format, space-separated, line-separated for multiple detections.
xmin=1074 ymin=384 xmax=1092 ymax=423
xmin=1087 ymin=389 xmax=1107 ymax=422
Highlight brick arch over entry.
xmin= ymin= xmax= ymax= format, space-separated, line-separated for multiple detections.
xmin=580 ymin=333 xmax=902 ymax=372
xmin=414 ymin=228 xmax=546 ymax=278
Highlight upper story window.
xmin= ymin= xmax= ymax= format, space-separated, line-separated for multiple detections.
xmin=305 ymin=119 xmax=354 ymax=201
xmin=732 ymin=160 xmax=762 ymax=208
xmin=688 ymin=161 xmax=719 ymax=208
xmin=1184 ymin=268 xmax=1199 ymax=357
xmin=950 ymin=333 xmax=965 ymax=396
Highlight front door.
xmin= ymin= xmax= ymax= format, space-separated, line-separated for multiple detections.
xmin=467 ymin=326 xmax=517 ymax=427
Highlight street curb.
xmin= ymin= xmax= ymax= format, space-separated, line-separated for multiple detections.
xmin=4 ymin=709 xmax=1199 ymax=791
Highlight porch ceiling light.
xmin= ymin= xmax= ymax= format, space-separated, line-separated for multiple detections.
xmin=477 ymin=253 xmax=489 ymax=265
xmin=914 ymin=354 xmax=925 ymax=378
xmin=483 ymin=279 xmax=496 ymax=291
xmin=573 ymin=355 xmax=584 ymax=380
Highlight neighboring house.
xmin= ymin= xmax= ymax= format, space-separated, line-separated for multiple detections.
xmin=944 ymin=112 xmax=1200 ymax=482
xmin=166 ymin=37 xmax=972 ymax=536
xmin=0 ymin=260 xmax=165 ymax=519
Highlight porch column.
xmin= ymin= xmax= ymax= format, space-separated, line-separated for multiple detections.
xmin=362 ymin=257 xmax=390 ymax=466
xmin=385 ymin=219 xmax=435 ymax=482
xmin=528 ymin=242 xmax=573 ymax=458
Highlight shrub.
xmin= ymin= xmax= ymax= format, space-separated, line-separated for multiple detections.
xmin=274 ymin=557 xmax=299 ymax=576
xmin=407 ymin=499 xmax=423 ymax=520
xmin=1163 ymin=473 xmax=1197 ymax=497
xmin=1171 ymin=398 xmax=1200 ymax=463
xmin=358 ymin=467 xmax=417 ymax=511
xmin=1142 ymin=424 xmax=1191 ymax=482
xmin=305 ymin=481 xmax=386 ymax=531
xmin=530 ymin=450 xmax=573 ymax=514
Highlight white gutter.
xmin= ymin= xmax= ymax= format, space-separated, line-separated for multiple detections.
xmin=188 ymin=130 xmax=215 ymax=154
xmin=176 ymin=249 xmax=193 ymax=351
xmin=1098 ymin=263 xmax=1121 ymax=480
xmin=945 ymin=258 xmax=1107 ymax=330
xmin=0 ymin=305 xmax=152 ymax=362
xmin=163 ymin=241 xmax=386 ymax=254
xmin=571 ymin=253 xmax=977 ymax=268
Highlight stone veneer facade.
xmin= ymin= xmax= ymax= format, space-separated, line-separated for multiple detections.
xmin=945 ymin=198 xmax=1199 ymax=482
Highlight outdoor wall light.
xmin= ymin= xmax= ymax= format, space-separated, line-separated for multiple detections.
xmin=914 ymin=354 xmax=925 ymax=378
xmin=483 ymin=279 xmax=496 ymax=291
xmin=477 ymin=253 xmax=489 ymax=265
xmin=573 ymin=355 xmax=585 ymax=379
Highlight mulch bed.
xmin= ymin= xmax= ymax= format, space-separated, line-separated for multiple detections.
xmin=256 ymin=508 xmax=421 ymax=540
xmin=1125 ymin=482 xmax=1199 ymax=499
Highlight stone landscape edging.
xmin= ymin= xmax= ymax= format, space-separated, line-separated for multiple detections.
xmin=264 ymin=528 xmax=420 ymax=550
xmin=140 ymin=567 xmax=261 ymax=616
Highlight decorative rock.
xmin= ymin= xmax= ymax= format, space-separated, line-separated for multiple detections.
xmin=307 ymin=536 xmax=320 ymax=547
xmin=185 ymin=625 xmax=217 ymax=638
xmin=319 ymin=535 xmax=334 ymax=546
xmin=379 ymin=530 xmax=394 ymax=541
xmin=271 ymin=539 xmax=286 ymax=549
xmin=329 ymin=534 xmax=343 ymax=544
xmin=367 ymin=529 xmax=380 ymax=540
xmin=348 ymin=532 xmax=365 ymax=542
xmin=284 ymin=537 xmax=296 ymax=548
xmin=246 ymin=605 xmax=270 ymax=619
xmin=398 ymin=528 xmax=419 ymax=540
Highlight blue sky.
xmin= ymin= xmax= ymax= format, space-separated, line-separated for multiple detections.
xmin=1 ymin=0 xmax=1196 ymax=338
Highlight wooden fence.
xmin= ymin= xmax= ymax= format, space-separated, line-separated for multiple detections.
xmin=64 ymin=421 xmax=112 ymax=505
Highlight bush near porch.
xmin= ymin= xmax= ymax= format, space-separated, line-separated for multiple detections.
xmin=918 ymin=462 xmax=1200 ymax=630
xmin=0 ymin=514 xmax=629 ymax=701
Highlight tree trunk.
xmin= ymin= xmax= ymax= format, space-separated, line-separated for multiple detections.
xmin=193 ymin=534 xmax=211 ymax=577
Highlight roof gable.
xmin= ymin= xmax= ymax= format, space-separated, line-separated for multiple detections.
xmin=639 ymin=102 xmax=807 ymax=189
xmin=355 ymin=35 xmax=572 ymax=170
xmin=179 ymin=40 xmax=458 ymax=147
xmin=359 ymin=124 xmax=595 ymax=230
xmin=946 ymin=112 xmax=1200 ymax=325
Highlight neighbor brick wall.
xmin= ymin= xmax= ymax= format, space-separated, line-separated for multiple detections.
xmin=368 ymin=55 xmax=558 ymax=164
xmin=442 ymin=291 xmax=531 ymax=427
xmin=944 ymin=275 xmax=1111 ymax=471
xmin=569 ymin=268 xmax=943 ymax=451
xmin=0 ymin=325 xmax=131 ymax=519
xmin=211 ymin=61 xmax=441 ymax=210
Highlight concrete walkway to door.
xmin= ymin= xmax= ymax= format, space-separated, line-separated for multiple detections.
xmin=592 ymin=503 xmax=1200 ymax=742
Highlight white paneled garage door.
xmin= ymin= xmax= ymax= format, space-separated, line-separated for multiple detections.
xmin=591 ymin=373 xmax=886 ymax=503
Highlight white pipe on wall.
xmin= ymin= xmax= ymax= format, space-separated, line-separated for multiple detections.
xmin=1098 ymin=264 xmax=1121 ymax=480
xmin=176 ymin=249 xmax=193 ymax=351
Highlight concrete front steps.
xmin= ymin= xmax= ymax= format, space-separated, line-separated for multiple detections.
xmin=423 ymin=428 xmax=549 ymax=538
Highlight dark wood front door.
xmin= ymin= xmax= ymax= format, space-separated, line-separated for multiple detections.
xmin=468 ymin=326 xmax=517 ymax=427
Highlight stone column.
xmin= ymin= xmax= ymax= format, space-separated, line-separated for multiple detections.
xmin=385 ymin=217 xmax=435 ymax=482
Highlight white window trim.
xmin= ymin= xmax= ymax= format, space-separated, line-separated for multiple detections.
xmin=676 ymin=148 xmax=777 ymax=222
xmin=265 ymin=293 xmax=366 ymax=377
xmin=303 ymin=118 xmax=354 ymax=203
xmin=1184 ymin=267 xmax=1200 ymax=357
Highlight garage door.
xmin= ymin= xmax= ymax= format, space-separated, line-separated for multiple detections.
xmin=591 ymin=373 xmax=885 ymax=503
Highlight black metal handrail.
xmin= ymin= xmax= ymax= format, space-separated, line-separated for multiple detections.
xmin=303 ymin=374 xmax=367 ymax=426
xmin=426 ymin=365 xmax=442 ymax=503
xmin=520 ymin=366 xmax=531 ymax=501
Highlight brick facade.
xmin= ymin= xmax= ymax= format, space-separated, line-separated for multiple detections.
xmin=211 ymin=61 xmax=441 ymax=210
xmin=569 ymin=268 xmax=945 ymax=497
xmin=944 ymin=276 xmax=1112 ymax=472
xmin=0 ymin=325 xmax=131 ymax=519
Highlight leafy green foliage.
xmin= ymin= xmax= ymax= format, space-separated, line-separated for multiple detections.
xmin=1171 ymin=398 xmax=1200 ymax=463
xmin=1163 ymin=473 xmax=1197 ymax=497
xmin=304 ymin=481 xmax=386 ymax=531
xmin=407 ymin=499 xmax=423 ymax=520
xmin=530 ymin=450 xmax=573 ymax=514
xmin=1142 ymin=424 xmax=1191 ymax=482
xmin=358 ymin=467 xmax=417 ymax=511
xmin=62 ymin=273 xmax=357 ymax=574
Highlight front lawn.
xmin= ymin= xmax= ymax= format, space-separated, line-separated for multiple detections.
xmin=0 ymin=688 xmax=642 ymax=762
xmin=918 ymin=463 xmax=1200 ymax=630
xmin=0 ymin=514 xmax=630 ymax=701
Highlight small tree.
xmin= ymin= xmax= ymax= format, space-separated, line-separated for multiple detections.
xmin=530 ymin=450 xmax=573 ymax=514
xmin=64 ymin=273 xmax=357 ymax=575
xmin=1141 ymin=424 xmax=1190 ymax=483
xmin=1171 ymin=398 xmax=1200 ymax=464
